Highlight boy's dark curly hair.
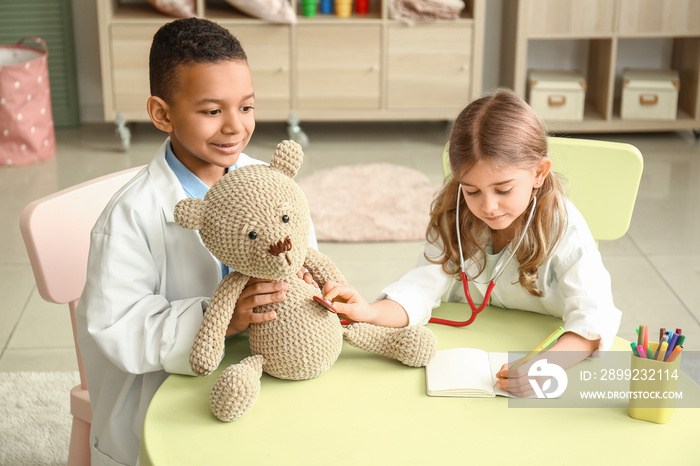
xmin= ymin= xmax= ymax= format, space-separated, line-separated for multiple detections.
xmin=149 ymin=18 xmax=247 ymax=103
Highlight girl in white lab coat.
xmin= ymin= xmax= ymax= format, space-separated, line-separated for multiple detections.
xmin=322 ymin=89 xmax=621 ymax=396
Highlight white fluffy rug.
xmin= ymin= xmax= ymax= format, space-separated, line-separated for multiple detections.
xmin=298 ymin=163 xmax=439 ymax=242
xmin=0 ymin=371 xmax=78 ymax=465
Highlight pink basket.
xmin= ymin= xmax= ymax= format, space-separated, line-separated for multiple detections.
xmin=0 ymin=37 xmax=56 ymax=166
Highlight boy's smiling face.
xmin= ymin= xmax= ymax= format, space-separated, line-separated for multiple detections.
xmin=159 ymin=60 xmax=255 ymax=185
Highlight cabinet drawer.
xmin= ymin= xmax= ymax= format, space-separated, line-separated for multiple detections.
xmin=387 ymin=23 xmax=473 ymax=109
xmin=296 ymin=26 xmax=381 ymax=109
xmin=524 ymin=0 xmax=615 ymax=37
xmin=110 ymin=24 xmax=159 ymax=115
xmin=618 ymin=0 xmax=700 ymax=35
xmin=227 ymin=25 xmax=291 ymax=116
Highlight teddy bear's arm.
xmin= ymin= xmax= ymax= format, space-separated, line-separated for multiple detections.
xmin=190 ymin=271 xmax=249 ymax=376
xmin=303 ymin=247 xmax=347 ymax=290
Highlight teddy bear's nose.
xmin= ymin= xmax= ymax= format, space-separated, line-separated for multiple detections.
xmin=269 ymin=236 xmax=293 ymax=264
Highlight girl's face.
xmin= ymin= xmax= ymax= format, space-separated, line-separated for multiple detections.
xmin=459 ymin=158 xmax=550 ymax=234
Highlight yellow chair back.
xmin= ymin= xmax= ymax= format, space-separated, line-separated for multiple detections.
xmin=547 ymin=136 xmax=643 ymax=241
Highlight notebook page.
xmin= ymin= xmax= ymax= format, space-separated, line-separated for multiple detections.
xmin=426 ymin=348 xmax=493 ymax=395
xmin=488 ymin=352 xmax=510 ymax=397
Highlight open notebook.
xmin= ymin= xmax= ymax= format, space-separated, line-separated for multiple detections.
xmin=425 ymin=348 xmax=520 ymax=398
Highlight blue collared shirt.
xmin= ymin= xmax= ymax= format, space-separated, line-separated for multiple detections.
xmin=165 ymin=143 xmax=238 ymax=278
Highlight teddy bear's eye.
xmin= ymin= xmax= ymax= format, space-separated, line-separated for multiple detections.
xmin=282 ymin=215 xmax=290 ymax=224
xmin=248 ymin=231 xmax=257 ymax=240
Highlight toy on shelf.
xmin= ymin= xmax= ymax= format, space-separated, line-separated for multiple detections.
xmin=334 ymin=0 xmax=352 ymax=16
xmin=301 ymin=0 xmax=317 ymax=16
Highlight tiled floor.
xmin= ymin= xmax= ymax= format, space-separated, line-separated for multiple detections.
xmin=1 ymin=121 xmax=699 ymax=382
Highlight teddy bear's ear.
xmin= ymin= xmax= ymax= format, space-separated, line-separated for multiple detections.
xmin=270 ymin=140 xmax=303 ymax=179
xmin=174 ymin=198 xmax=206 ymax=230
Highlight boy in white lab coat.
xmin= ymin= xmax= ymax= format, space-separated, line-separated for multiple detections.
xmin=76 ymin=18 xmax=315 ymax=465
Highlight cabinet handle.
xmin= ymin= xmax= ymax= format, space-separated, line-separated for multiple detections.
xmin=369 ymin=65 xmax=378 ymax=72
xmin=639 ymin=94 xmax=658 ymax=106
xmin=548 ymin=95 xmax=566 ymax=107
xmin=460 ymin=65 xmax=468 ymax=71
xmin=279 ymin=66 xmax=288 ymax=73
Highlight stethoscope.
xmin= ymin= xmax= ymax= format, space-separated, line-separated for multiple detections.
xmin=429 ymin=184 xmax=538 ymax=327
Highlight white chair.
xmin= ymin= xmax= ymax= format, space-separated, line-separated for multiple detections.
xmin=19 ymin=166 xmax=143 ymax=466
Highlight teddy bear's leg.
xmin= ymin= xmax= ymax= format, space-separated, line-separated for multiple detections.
xmin=342 ymin=323 xmax=437 ymax=367
xmin=209 ymin=354 xmax=264 ymax=422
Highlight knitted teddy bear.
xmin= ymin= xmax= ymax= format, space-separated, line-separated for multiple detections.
xmin=174 ymin=140 xmax=438 ymax=422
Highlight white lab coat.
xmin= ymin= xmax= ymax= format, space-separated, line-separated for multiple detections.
xmin=379 ymin=199 xmax=621 ymax=353
xmin=76 ymin=140 xmax=317 ymax=466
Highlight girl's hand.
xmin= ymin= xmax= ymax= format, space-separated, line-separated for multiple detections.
xmin=494 ymin=333 xmax=599 ymax=397
xmin=297 ymin=268 xmax=317 ymax=288
xmin=321 ymin=281 xmax=375 ymax=324
xmin=494 ymin=360 xmax=539 ymax=397
xmin=226 ymin=278 xmax=286 ymax=336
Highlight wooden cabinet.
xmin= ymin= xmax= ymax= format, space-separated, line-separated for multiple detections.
xmin=108 ymin=25 xmax=158 ymax=121
xmin=523 ymin=0 xmax=616 ymax=37
xmin=97 ymin=0 xmax=484 ymax=133
xmin=502 ymin=0 xmax=700 ymax=134
xmin=228 ymin=24 xmax=291 ymax=120
xmin=617 ymin=0 xmax=700 ymax=36
xmin=296 ymin=25 xmax=381 ymax=110
xmin=387 ymin=23 xmax=474 ymax=109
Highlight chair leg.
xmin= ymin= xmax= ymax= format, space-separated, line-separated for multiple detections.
xmin=67 ymin=416 xmax=91 ymax=466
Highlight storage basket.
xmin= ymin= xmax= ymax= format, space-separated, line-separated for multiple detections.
xmin=0 ymin=37 xmax=56 ymax=166
xmin=528 ymin=70 xmax=587 ymax=121
xmin=621 ymin=69 xmax=680 ymax=121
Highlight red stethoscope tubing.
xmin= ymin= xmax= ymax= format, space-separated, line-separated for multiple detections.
xmin=426 ymin=187 xmax=537 ymax=328
xmin=428 ymin=272 xmax=496 ymax=327
xmin=335 ymin=273 xmax=495 ymax=327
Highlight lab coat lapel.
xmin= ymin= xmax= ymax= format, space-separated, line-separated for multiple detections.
xmin=149 ymin=141 xmax=185 ymax=224
xmin=148 ymin=141 xmax=222 ymax=274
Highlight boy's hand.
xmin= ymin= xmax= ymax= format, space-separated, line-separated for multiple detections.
xmin=321 ymin=281 xmax=375 ymax=324
xmin=226 ymin=278 xmax=286 ymax=336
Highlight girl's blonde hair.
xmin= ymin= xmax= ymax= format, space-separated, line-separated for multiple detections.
xmin=426 ymin=89 xmax=567 ymax=296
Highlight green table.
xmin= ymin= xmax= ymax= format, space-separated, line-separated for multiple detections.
xmin=140 ymin=303 xmax=700 ymax=464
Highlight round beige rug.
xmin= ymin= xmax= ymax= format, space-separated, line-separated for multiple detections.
xmin=298 ymin=163 xmax=439 ymax=242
